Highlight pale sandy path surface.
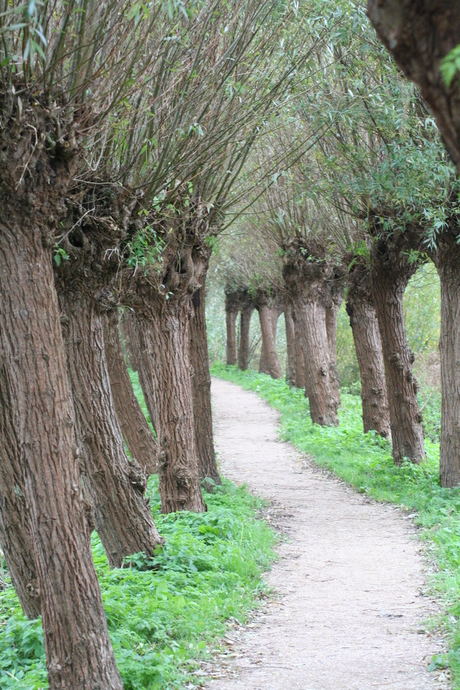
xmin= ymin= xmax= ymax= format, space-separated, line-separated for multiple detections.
xmin=205 ymin=378 xmax=449 ymax=690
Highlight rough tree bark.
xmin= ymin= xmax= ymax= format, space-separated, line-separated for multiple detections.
xmin=370 ymin=236 xmax=425 ymax=464
xmin=294 ymin=309 xmax=306 ymax=389
xmin=324 ymin=268 xmax=345 ymax=410
xmin=123 ymin=229 xmax=208 ymax=514
xmin=299 ymin=299 xmax=338 ymax=426
xmin=190 ymin=274 xmax=221 ymax=486
xmin=103 ymin=309 xmax=159 ymax=476
xmin=325 ymin=302 xmax=340 ymax=404
xmin=367 ymin=0 xmax=460 ymax=170
xmin=130 ymin=301 xmax=206 ymax=514
xmin=272 ymin=305 xmax=283 ymax=342
xmin=283 ymin=243 xmax=339 ymax=426
xmin=238 ymin=300 xmax=254 ymax=371
xmin=0 ymin=189 xmax=122 ymax=686
xmin=256 ymin=299 xmax=283 ymax=379
xmin=258 ymin=339 xmax=269 ymax=375
xmin=57 ymin=287 xmax=162 ymax=567
xmin=0 ymin=363 xmax=40 ymax=619
xmin=346 ymin=261 xmax=391 ymax=438
xmin=285 ymin=303 xmax=297 ymax=388
xmin=259 ymin=303 xmax=283 ymax=376
xmin=431 ymin=232 xmax=460 ymax=487
xmin=225 ymin=293 xmax=240 ymax=366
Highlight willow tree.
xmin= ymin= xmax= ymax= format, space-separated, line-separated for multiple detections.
xmin=54 ymin=202 xmax=162 ymax=567
xmin=0 ymin=0 xmax=172 ymax=682
xmin=316 ymin=200 xmax=391 ymax=438
xmin=367 ymin=0 xmax=460 ymax=486
xmin=217 ymin=224 xmax=287 ymax=378
xmin=115 ymin=0 xmax=330 ymax=512
xmin=294 ymin=1 xmax=458 ymax=464
xmin=344 ymin=243 xmax=391 ymax=439
xmin=252 ymin=169 xmax=343 ymax=426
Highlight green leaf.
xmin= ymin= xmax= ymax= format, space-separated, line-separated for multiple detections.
xmin=428 ymin=654 xmax=448 ymax=672
xmin=440 ymin=45 xmax=460 ymax=87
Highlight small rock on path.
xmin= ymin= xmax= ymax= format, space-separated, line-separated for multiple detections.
xmin=206 ymin=378 xmax=449 ymax=690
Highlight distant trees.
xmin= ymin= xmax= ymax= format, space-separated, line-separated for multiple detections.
xmin=287 ymin=2 xmax=450 ymax=465
xmin=219 ymin=228 xmax=286 ymax=378
xmin=220 ymin=0 xmax=460 ymax=484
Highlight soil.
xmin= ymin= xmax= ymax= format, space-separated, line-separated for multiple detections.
xmin=205 ymin=378 xmax=449 ymax=690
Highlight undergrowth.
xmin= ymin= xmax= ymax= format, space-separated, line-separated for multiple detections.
xmin=0 ymin=477 xmax=276 ymax=689
xmin=212 ymin=362 xmax=460 ymax=687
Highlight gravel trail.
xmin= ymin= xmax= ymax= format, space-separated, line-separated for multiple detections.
xmin=206 ymin=378 xmax=449 ymax=690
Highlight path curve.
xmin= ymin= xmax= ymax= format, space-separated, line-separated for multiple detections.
xmin=206 ymin=378 xmax=448 ymax=690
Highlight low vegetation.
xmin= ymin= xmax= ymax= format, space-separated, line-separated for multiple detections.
xmin=0 ymin=478 xmax=276 ymax=689
xmin=212 ymin=363 xmax=460 ymax=687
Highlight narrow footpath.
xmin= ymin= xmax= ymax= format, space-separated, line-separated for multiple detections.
xmin=207 ymin=378 xmax=449 ymax=690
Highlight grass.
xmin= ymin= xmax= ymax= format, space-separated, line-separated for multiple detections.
xmin=0 ymin=470 xmax=276 ymax=688
xmin=129 ymin=369 xmax=152 ymax=426
xmin=211 ymin=362 xmax=460 ymax=687
xmin=0 ymin=360 xmax=451 ymax=687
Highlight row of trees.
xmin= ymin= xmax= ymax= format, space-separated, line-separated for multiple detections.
xmin=220 ymin=1 xmax=460 ymax=490
xmin=0 ymin=0 xmax=331 ymax=685
xmin=1 ymin=0 xmax=460 ymax=685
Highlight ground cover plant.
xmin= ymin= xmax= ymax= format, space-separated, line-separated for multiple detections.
xmin=211 ymin=363 xmax=460 ymax=687
xmin=0 ymin=478 xmax=276 ymax=689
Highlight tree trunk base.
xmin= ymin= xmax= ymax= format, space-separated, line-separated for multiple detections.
xmin=134 ymin=303 xmax=207 ymax=514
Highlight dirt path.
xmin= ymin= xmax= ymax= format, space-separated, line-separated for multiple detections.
xmin=206 ymin=378 xmax=449 ymax=690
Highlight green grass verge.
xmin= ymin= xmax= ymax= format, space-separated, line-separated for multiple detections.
xmin=0 ymin=478 xmax=276 ymax=689
xmin=211 ymin=362 xmax=460 ymax=686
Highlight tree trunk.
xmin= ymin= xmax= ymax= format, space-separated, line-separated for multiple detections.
xmin=257 ymin=305 xmax=283 ymax=379
xmin=120 ymin=311 xmax=157 ymax=434
xmin=325 ymin=302 xmax=341 ymax=409
xmin=294 ymin=310 xmax=305 ymax=389
xmin=225 ymin=303 xmax=238 ymax=366
xmin=272 ymin=306 xmax=283 ymax=341
xmin=297 ymin=298 xmax=339 ymax=426
xmin=0 ymin=363 xmax=40 ymax=619
xmin=59 ymin=290 xmax=162 ymax=567
xmin=346 ymin=297 xmax=391 ymax=438
xmin=285 ymin=303 xmax=297 ymax=388
xmin=371 ymin=259 xmax=425 ymax=464
xmin=433 ymin=236 xmax=460 ymax=487
xmin=190 ymin=276 xmax=221 ymax=486
xmin=258 ymin=340 xmax=269 ymax=374
xmin=134 ymin=301 xmax=206 ymax=514
xmin=367 ymin=1 xmax=460 ymax=171
xmin=103 ymin=309 xmax=159 ymax=476
xmin=283 ymin=245 xmax=339 ymax=422
xmin=238 ymin=306 xmax=254 ymax=371
xmin=0 ymin=218 xmax=123 ymax=688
